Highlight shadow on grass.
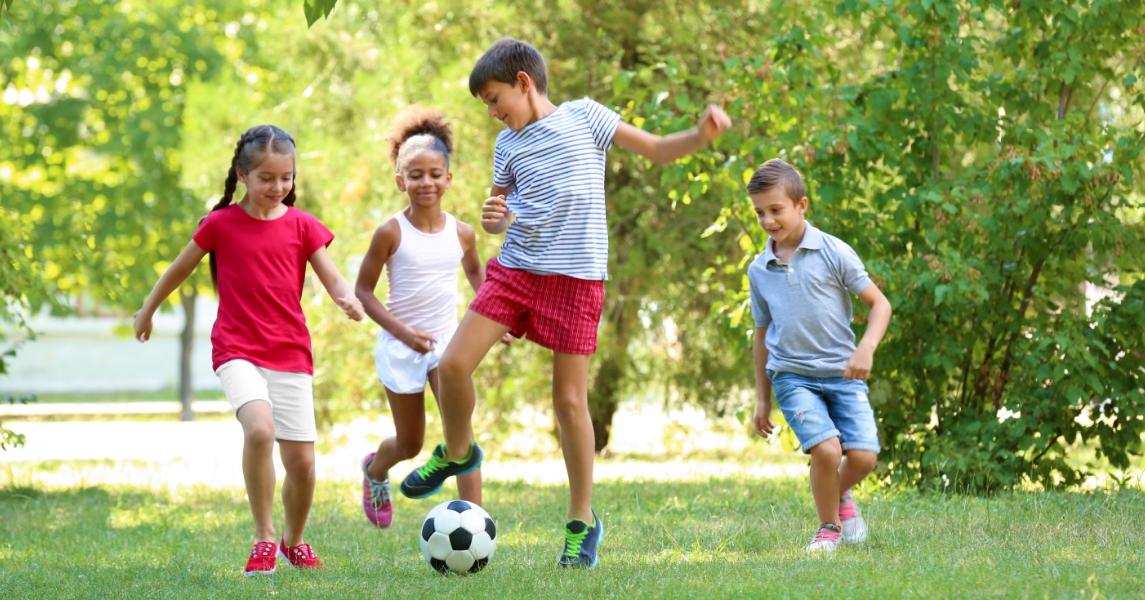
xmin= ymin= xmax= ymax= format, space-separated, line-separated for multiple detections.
xmin=1 ymin=479 xmax=1143 ymax=599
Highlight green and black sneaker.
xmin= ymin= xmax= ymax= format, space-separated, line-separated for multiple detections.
xmin=399 ymin=441 xmax=483 ymax=499
xmin=557 ymin=510 xmax=604 ymax=569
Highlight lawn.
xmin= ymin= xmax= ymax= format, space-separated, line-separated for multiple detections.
xmin=1 ymin=473 xmax=1142 ymax=599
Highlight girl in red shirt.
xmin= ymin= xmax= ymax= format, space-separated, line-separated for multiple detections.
xmin=133 ymin=125 xmax=364 ymax=576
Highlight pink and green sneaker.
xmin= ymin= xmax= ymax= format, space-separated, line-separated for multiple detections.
xmin=361 ymin=452 xmax=393 ymax=528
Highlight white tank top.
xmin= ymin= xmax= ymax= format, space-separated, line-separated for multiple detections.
xmin=383 ymin=211 xmax=463 ymax=337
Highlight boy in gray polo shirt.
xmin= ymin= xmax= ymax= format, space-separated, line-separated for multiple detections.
xmin=747 ymin=158 xmax=893 ymax=553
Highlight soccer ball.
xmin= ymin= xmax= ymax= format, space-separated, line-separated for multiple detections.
xmin=419 ymin=500 xmax=497 ymax=574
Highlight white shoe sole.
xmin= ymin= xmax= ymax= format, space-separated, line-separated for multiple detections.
xmin=245 ymin=567 xmax=276 ymax=577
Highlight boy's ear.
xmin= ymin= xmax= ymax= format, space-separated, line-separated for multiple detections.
xmin=797 ymin=196 xmax=809 ymax=211
xmin=516 ymin=71 xmax=532 ymax=93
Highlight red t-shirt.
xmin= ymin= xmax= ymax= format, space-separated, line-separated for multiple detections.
xmin=192 ymin=204 xmax=334 ymax=374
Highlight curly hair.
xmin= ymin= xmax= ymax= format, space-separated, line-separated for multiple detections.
xmin=385 ymin=106 xmax=453 ymax=172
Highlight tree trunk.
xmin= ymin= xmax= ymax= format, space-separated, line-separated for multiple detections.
xmin=178 ymin=286 xmax=196 ymax=422
xmin=587 ymin=297 xmax=636 ymax=452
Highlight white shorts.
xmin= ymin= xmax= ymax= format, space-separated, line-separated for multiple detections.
xmin=375 ymin=328 xmax=454 ymax=394
xmin=215 ymin=359 xmax=317 ymax=442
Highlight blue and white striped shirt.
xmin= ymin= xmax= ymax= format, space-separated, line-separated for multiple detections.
xmin=492 ymin=98 xmax=621 ymax=280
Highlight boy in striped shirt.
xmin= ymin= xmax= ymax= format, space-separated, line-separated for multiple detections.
xmin=400 ymin=37 xmax=730 ymax=568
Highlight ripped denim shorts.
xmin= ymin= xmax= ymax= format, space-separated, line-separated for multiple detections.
xmin=767 ymin=370 xmax=881 ymax=455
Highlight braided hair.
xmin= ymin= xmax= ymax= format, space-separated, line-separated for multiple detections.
xmin=384 ymin=106 xmax=453 ymax=173
xmin=201 ymin=125 xmax=297 ymax=287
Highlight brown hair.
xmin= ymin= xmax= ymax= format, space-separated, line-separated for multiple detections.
xmin=202 ymin=125 xmax=297 ymax=287
xmin=384 ymin=106 xmax=453 ymax=172
xmin=468 ymin=37 xmax=548 ymax=97
xmin=746 ymin=158 xmax=805 ymax=203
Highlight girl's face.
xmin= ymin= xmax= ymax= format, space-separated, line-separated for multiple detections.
xmin=239 ymin=152 xmax=295 ymax=208
xmin=396 ymin=149 xmax=451 ymax=208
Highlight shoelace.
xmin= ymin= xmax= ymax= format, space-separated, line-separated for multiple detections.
xmin=813 ymin=527 xmax=842 ymax=543
xmin=416 ymin=452 xmax=450 ymax=479
xmin=838 ymin=500 xmax=858 ymax=521
xmin=368 ymin=478 xmax=391 ymax=507
xmin=564 ymin=525 xmax=590 ymax=558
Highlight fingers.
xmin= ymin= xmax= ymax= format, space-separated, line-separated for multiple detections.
xmin=481 ymin=195 xmax=508 ymax=225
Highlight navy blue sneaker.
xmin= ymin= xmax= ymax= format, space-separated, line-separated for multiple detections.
xmin=557 ymin=510 xmax=604 ymax=568
xmin=399 ymin=441 xmax=483 ymax=499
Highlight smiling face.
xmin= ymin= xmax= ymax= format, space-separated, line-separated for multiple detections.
xmin=238 ymin=152 xmax=295 ymax=210
xmin=396 ymin=148 xmax=452 ymax=208
xmin=477 ymin=77 xmax=535 ymax=131
xmin=751 ymin=188 xmax=808 ymax=247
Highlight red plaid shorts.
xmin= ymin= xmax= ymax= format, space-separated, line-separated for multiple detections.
xmin=469 ymin=258 xmax=605 ymax=355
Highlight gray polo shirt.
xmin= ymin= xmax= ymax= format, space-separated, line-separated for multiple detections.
xmin=749 ymin=224 xmax=873 ymax=378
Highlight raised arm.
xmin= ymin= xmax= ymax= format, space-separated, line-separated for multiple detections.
xmin=612 ymin=104 xmax=731 ymax=165
xmin=309 ymin=245 xmax=365 ymax=322
xmin=133 ymin=240 xmax=209 ymax=342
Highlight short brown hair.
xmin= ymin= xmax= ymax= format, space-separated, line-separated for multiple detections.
xmin=746 ymin=158 xmax=805 ymax=203
xmin=468 ymin=37 xmax=548 ymax=97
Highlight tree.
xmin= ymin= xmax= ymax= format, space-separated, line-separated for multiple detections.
xmin=0 ymin=0 xmax=255 ymax=418
xmin=680 ymin=0 xmax=1145 ymax=490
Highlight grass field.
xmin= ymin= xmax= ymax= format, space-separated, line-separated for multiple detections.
xmin=2 ymin=473 xmax=1142 ymax=599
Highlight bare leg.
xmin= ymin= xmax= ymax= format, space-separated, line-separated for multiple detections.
xmin=280 ymin=440 xmax=315 ymax=548
xmin=552 ymin=351 xmax=593 ymax=523
xmin=427 ymin=368 xmax=482 ymax=506
xmin=839 ymin=449 xmax=878 ymax=492
xmin=236 ymin=401 xmax=277 ymax=543
xmin=808 ymin=437 xmax=843 ymax=527
xmin=367 ymin=388 xmax=427 ymax=482
xmin=437 ymin=310 xmax=510 ymax=461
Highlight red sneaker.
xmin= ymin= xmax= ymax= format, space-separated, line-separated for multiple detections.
xmin=245 ymin=541 xmax=277 ymax=576
xmin=278 ymin=538 xmax=325 ymax=570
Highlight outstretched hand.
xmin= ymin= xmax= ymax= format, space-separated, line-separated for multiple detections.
xmin=697 ymin=104 xmax=732 ymax=142
xmin=336 ymin=297 xmax=366 ymax=321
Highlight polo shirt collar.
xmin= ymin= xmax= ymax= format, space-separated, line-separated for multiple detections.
xmin=761 ymin=223 xmax=824 ymax=264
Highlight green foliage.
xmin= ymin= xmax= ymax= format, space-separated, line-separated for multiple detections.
xmin=675 ymin=0 xmax=1145 ymax=491
xmin=303 ymin=0 xmax=337 ymax=27
xmin=0 ymin=206 xmax=51 ymax=450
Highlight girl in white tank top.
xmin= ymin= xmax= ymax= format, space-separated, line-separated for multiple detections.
xmin=353 ymin=107 xmax=504 ymax=526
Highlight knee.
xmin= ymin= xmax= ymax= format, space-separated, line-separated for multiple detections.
xmin=846 ymin=450 xmax=878 ymax=473
xmin=437 ymin=353 xmax=469 ymax=382
xmin=283 ymin=450 xmax=315 ymax=476
xmin=244 ymin=423 xmax=276 ymax=449
xmin=394 ymin=436 xmax=424 ymax=461
xmin=810 ymin=438 xmax=843 ymax=467
xmin=551 ymin=392 xmax=587 ymax=421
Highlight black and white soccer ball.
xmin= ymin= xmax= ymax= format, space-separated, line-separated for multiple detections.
xmin=419 ymin=500 xmax=497 ymax=574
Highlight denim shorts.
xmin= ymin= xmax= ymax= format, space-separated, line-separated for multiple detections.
xmin=768 ymin=371 xmax=880 ymax=455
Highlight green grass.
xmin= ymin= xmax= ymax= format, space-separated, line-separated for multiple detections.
xmin=31 ymin=391 xmax=224 ymax=404
xmin=2 ymin=474 xmax=1143 ymax=598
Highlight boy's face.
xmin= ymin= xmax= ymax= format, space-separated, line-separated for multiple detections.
xmin=750 ymin=188 xmax=808 ymax=245
xmin=478 ymin=75 xmax=534 ymax=131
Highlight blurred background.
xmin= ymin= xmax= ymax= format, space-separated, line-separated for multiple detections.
xmin=2 ymin=0 xmax=1144 ymax=492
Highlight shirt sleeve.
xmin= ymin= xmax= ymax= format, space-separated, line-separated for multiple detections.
xmin=748 ymin=266 xmax=771 ymax=329
xmin=579 ymin=98 xmax=622 ymax=151
xmin=836 ymin=243 xmax=873 ymax=295
xmin=191 ymin=213 xmax=216 ymax=252
xmin=492 ymin=139 xmax=514 ymax=189
xmin=303 ymin=213 xmax=335 ymax=257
